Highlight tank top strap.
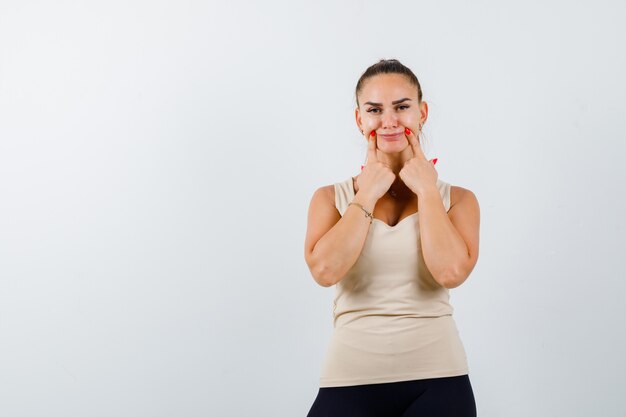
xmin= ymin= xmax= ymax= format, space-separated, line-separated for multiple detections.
xmin=436 ymin=178 xmax=452 ymax=212
xmin=333 ymin=177 xmax=355 ymax=216
xmin=334 ymin=176 xmax=452 ymax=215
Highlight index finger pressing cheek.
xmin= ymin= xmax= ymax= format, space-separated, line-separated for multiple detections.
xmin=363 ymin=130 xmax=378 ymax=169
xmin=404 ymin=127 xmax=426 ymax=160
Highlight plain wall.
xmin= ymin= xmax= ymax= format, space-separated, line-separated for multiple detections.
xmin=1 ymin=0 xmax=625 ymax=416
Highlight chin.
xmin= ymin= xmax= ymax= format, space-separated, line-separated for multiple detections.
xmin=379 ymin=140 xmax=408 ymax=151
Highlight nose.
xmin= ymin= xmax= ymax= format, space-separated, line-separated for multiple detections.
xmin=381 ymin=111 xmax=398 ymax=129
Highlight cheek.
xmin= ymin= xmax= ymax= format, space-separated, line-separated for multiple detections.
xmin=361 ymin=116 xmax=378 ymax=128
xmin=401 ymin=112 xmax=420 ymax=126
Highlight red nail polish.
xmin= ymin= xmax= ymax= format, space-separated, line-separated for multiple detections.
xmin=361 ymin=165 xmax=365 ymax=170
xmin=405 ymin=127 xmax=411 ymax=135
xmin=432 ymin=158 xmax=438 ymax=165
xmin=370 ymin=131 xmax=376 ymax=137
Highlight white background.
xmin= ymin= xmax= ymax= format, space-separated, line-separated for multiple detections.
xmin=1 ymin=1 xmax=625 ymax=416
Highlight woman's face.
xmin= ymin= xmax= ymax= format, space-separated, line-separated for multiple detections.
xmin=355 ymin=73 xmax=428 ymax=154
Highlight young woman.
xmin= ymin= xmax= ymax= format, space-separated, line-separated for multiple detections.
xmin=304 ymin=59 xmax=480 ymax=417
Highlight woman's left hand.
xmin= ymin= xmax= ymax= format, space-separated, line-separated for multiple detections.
xmin=398 ymin=127 xmax=438 ymax=197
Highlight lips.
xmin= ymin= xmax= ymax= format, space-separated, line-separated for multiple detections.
xmin=378 ymin=132 xmax=403 ymax=140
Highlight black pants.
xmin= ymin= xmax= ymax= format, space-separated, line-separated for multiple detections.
xmin=306 ymin=374 xmax=476 ymax=417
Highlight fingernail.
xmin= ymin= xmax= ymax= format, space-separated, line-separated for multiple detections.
xmin=361 ymin=165 xmax=364 ymax=170
xmin=405 ymin=127 xmax=411 ymax=135
xmin=370 ymin=131 xmax=376 ymax=137
xmin=432 ymin=158 xmax=438 ymax=165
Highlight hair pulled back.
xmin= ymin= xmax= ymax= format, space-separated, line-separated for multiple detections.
xmin=355 ymin=59 xmax=422 ymax=107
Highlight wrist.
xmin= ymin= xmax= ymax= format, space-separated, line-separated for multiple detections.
xmin=416 ymin=184 xmax=439 ymax=199
xmin=352 ymin=193 xmax=377 ymax=212
xmin=348 ymin=201 xmax=373 ymax=223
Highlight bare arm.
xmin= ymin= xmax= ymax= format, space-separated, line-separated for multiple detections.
xmin=304 ymin=186 xmax=378 ymax=287
xmin=417 ymin=185 xmax=480 ymax=288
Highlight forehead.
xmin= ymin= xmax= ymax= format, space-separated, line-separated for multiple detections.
xmin=359 ymin=73 xmax=417 ymax=102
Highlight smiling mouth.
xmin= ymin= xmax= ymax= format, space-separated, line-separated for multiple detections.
xmin=379 ymin=132 xmax=403 ymax=139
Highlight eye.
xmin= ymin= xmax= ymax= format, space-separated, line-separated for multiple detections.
xmin=366 ymin=108 xmax=381 ymax=114
xmin=396 ymin=105 xmax=410 ymax=110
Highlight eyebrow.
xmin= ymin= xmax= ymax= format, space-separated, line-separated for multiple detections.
xmin=363 ymin=98 xmax=412 ymax=106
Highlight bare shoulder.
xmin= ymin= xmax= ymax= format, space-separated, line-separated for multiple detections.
xmin=315 ymin=184 xmax=336 ymax=202
xmin=450 ymin=185 xmax=479 ymax=210
xmin=307 ymin=184 xmax=337 ymax=215
xmin=447 ymin=184 xmax=480 ymax=286
xmin=304 ymin=184 xmax=341 ymax=264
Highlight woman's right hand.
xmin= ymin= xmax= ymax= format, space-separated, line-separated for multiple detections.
xmin=355 ymin=130 xmax=396 ymax=202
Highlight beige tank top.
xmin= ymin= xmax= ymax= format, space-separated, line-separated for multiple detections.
xmin=318 ymin=176 xmax=469 ymax=387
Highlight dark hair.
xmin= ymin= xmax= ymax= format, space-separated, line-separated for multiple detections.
xmin=355 ymin=59 xmax=422 ymax=107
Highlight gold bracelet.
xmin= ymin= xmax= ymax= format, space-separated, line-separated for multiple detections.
xmin=348 ymin=202 xmax=373 ymax=223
